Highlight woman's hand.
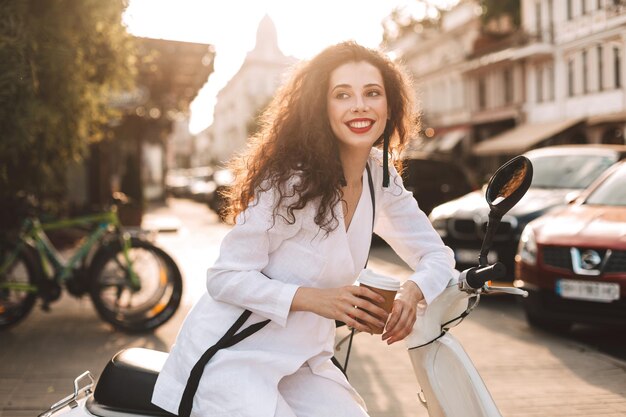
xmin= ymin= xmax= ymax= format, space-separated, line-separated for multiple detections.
xmin=292 ymin=286 xmax=389 ymax=334
xmin=382 ymin=280 xmax=424 ymax=345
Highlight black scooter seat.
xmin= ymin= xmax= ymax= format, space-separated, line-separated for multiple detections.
xmin=92 ymin=347 xmax=175 ymax=416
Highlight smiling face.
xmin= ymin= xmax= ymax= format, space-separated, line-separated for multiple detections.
xmin=327 ymin=61 xmax=388 ymax=152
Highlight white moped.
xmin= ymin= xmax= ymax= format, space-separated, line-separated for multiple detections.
xmin=38 ymin=155 xmax=533 ymax=417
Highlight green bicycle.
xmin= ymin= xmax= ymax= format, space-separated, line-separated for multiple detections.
xmin=0 ymin=194 xmax=183 ymax=332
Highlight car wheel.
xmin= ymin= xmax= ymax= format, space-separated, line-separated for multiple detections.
xmin=523 ymin=296 xmax=572 ymax=333
xmin=525 ymin=312 xmax=572 ymax=333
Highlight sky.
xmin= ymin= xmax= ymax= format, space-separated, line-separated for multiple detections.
xmin=123 ymin=0 xmax=457 ymax=134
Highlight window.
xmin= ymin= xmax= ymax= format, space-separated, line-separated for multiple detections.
xmin=548 ymin=0 xmax=554 ymax=42
xmin=568 ymin=59 xmax=575 ymax=96
xmin=478 ymin=77 xmax=487 ymax=109
xmin=582 ymin=49 xmax=588 ymax=93
xmin=503 ymin=68 xmax=513 ymax=104
xmin=586 ymin=166 xmax=626 ymax=206
xmin=537 ymin=66 xmax=544 ymax=102
xmin=535 ymin=2 xmax=543 ymax=39
xmin=598 ymin=45 xmax=604 ymax=90
xmin=567 ymin=0 xmax=573 ymax=19
xmin=548 ymin=64 xmax=555 ymax=100
xmin=614 ymin=46 xmax=622 ymax=88
xmin=531 ymin=155 xmax=616 ymax=189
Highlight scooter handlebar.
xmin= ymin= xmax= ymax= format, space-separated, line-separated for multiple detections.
xmin=463 ymin=262 xmax=506 ymax=289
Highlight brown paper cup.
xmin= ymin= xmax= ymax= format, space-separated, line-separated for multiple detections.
xmin=356 ymin=269 xmax=401 ymax=334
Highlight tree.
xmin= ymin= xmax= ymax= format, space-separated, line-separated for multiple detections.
xmin=382 ymin=1 xmax=443 ymax=44
xmin=0 ymin=0 xmax=135 ymax=224
xmin=382 ymin=0 xmax=521 ymax=45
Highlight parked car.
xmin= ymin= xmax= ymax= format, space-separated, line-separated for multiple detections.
xmin=187 ymin=166 xmax=216 ymax=202
xmin=515 ymin=160 xmax=626 ymax=331
xmin=401 ymin=153 xmax=478 ymax=215
xmin=207 ymin=168 xmax=234 ymax=221
xmin=165 ymin=168 xmax=191 ymax=198
xmin=428 ymin=145 xmax=626 ymax=282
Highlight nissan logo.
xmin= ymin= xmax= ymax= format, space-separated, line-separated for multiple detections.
xmin=580 ymin=250 xmax=602 ymax=270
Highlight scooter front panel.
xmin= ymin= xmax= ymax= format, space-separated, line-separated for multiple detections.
xmin=408 ymin=334 xmax=502 ymax=417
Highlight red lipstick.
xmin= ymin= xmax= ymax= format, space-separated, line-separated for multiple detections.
xmin=346 ymin=118 xmax=374 ymax=134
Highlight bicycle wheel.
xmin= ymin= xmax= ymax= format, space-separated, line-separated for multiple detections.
xmin=0 ymin=243 xmax=39 ymax=329
xmin=89 ymin=238 xmax=183 ymax=332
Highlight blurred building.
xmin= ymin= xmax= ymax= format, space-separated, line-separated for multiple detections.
xmin=81 ymin=37 xmax=215 ymax=225
xmin=168 ymin=118 xmax=195 ymax=169
xmin=193 ymin=125 xmax=214 ymax=167
xmin=525 ymin=0 xmax=626 ymax=141
xmin=392 ymin=1 xmax=482 ymax=158
xmin=390 ymin=0 xmax=525 ymax=177
xmin=389 ymin=0 xmax=626 ymax=179
xmin=209 ymin=15 xmax=297 ymax=164
xmin=474 ymin=0 xmax=626 ymax=162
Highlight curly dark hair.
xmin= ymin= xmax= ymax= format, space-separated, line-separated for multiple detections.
xmin=225 ymin=41 xmax=417 ymax=232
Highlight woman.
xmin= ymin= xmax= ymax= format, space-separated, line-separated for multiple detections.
xmin=152 ymin=41 xmax=456 ymax=417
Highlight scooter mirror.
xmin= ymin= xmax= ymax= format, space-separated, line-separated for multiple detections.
xmin=485 ymin=155 xmax=533 ymax=218
xmin=476 ymin=156 xmax=533 ymax=267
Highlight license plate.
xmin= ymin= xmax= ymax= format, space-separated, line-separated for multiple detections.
xmin=454 ymin=248 xmax=498 ymax=264
xmin=556 ymin=279 xmax=620 ymax=303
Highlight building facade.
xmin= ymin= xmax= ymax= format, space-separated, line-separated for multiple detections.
xmin=389 ymin=0 xmax=626 ymax=178
xmin=392 ymin=1 xmax=482 ymax=157
xmin=520 ymin=0 xmax=626 ymax=144
xmin=70 ymin=37 xmax=215 ymax=225
xmin=390 ymin=0 xmax=526 ymax=177
xmin=209 ymin=15 xmax=296 ymax=164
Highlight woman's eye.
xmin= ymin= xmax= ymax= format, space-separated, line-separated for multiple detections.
xmin=335 ymin=92 xmax=350 ymax=99
xmin=367 ymin=90 xmax=382 ymax=97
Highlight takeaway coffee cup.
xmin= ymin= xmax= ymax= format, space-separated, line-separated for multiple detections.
xmin=356 ymin=269 xmax=401 ymax=334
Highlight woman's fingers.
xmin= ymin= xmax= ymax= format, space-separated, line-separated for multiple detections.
xmin=294 ymin=285 xmax=393 ymax=332
xmin=342 ymin=312 xmax=374 ymax=333
xmin=351 ymin=294 xmax=388 ymax=321
xmin=335 ymin=286 xmax=387 ymax=332
xmin=353 ymin=286 xmax=386 ymax=306
xmin=383 ymin=301 xmax=402 ymax=331
xmin=349 ymin=306 xmax=385 ymax=331
xmin=382 ymin=300 xmax=415 ymax=344
xmin=382 ymin=281 xmax=424 ymax=344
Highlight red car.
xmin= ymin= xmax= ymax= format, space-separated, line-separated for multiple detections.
xmin=515 ymin=160 xmax=626 ymax=331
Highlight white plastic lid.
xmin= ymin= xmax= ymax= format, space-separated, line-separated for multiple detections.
xmin=357 ymin=269 xmax=401 ymax=291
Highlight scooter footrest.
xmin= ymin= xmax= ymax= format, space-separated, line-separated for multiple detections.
xmin=93 ymin=348 xmax=174 ymax=416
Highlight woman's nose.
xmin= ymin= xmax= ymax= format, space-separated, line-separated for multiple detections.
xmin=351 ymin=97 xmax=370 ymax=113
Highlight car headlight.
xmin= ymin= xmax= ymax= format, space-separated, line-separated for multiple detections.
xmin=517 ymin=226 xmax=537 ymax=265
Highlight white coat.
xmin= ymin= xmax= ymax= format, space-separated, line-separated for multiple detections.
xmin=152 ymin=149 xmax=457 ymax=416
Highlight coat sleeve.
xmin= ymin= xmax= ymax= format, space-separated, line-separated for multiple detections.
xmin=373 ymin=162 xmax=458 ymax=304
xmin=206 ymin=186 xmax=300 ymax=327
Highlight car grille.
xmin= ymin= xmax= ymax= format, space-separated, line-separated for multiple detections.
xmin=449 ymin=217 xmax=515 ymax=241
xmin=604 ymin=250 xmax=626 ymax=273
xmin=542 ymin=247 xmax=626 ymax=273
xmin=451 ymin=219 xmax=475 ymax=237
xmin=542 ymin=247 xmax=571 ymax=270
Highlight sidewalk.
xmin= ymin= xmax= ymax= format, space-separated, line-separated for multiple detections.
xmin=0 ymin=199 xmax=624 ymax=416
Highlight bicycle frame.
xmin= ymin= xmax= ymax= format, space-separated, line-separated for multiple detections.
xmin=0 ymin=210 xmax=140 ymax=294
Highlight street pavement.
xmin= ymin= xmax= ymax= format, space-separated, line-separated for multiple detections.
xmin=1 ymin=199 xmax=625 ymax=417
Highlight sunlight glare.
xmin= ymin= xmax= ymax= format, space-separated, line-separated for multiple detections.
xmin=124 ymin=0 xmax=456 ymax=133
